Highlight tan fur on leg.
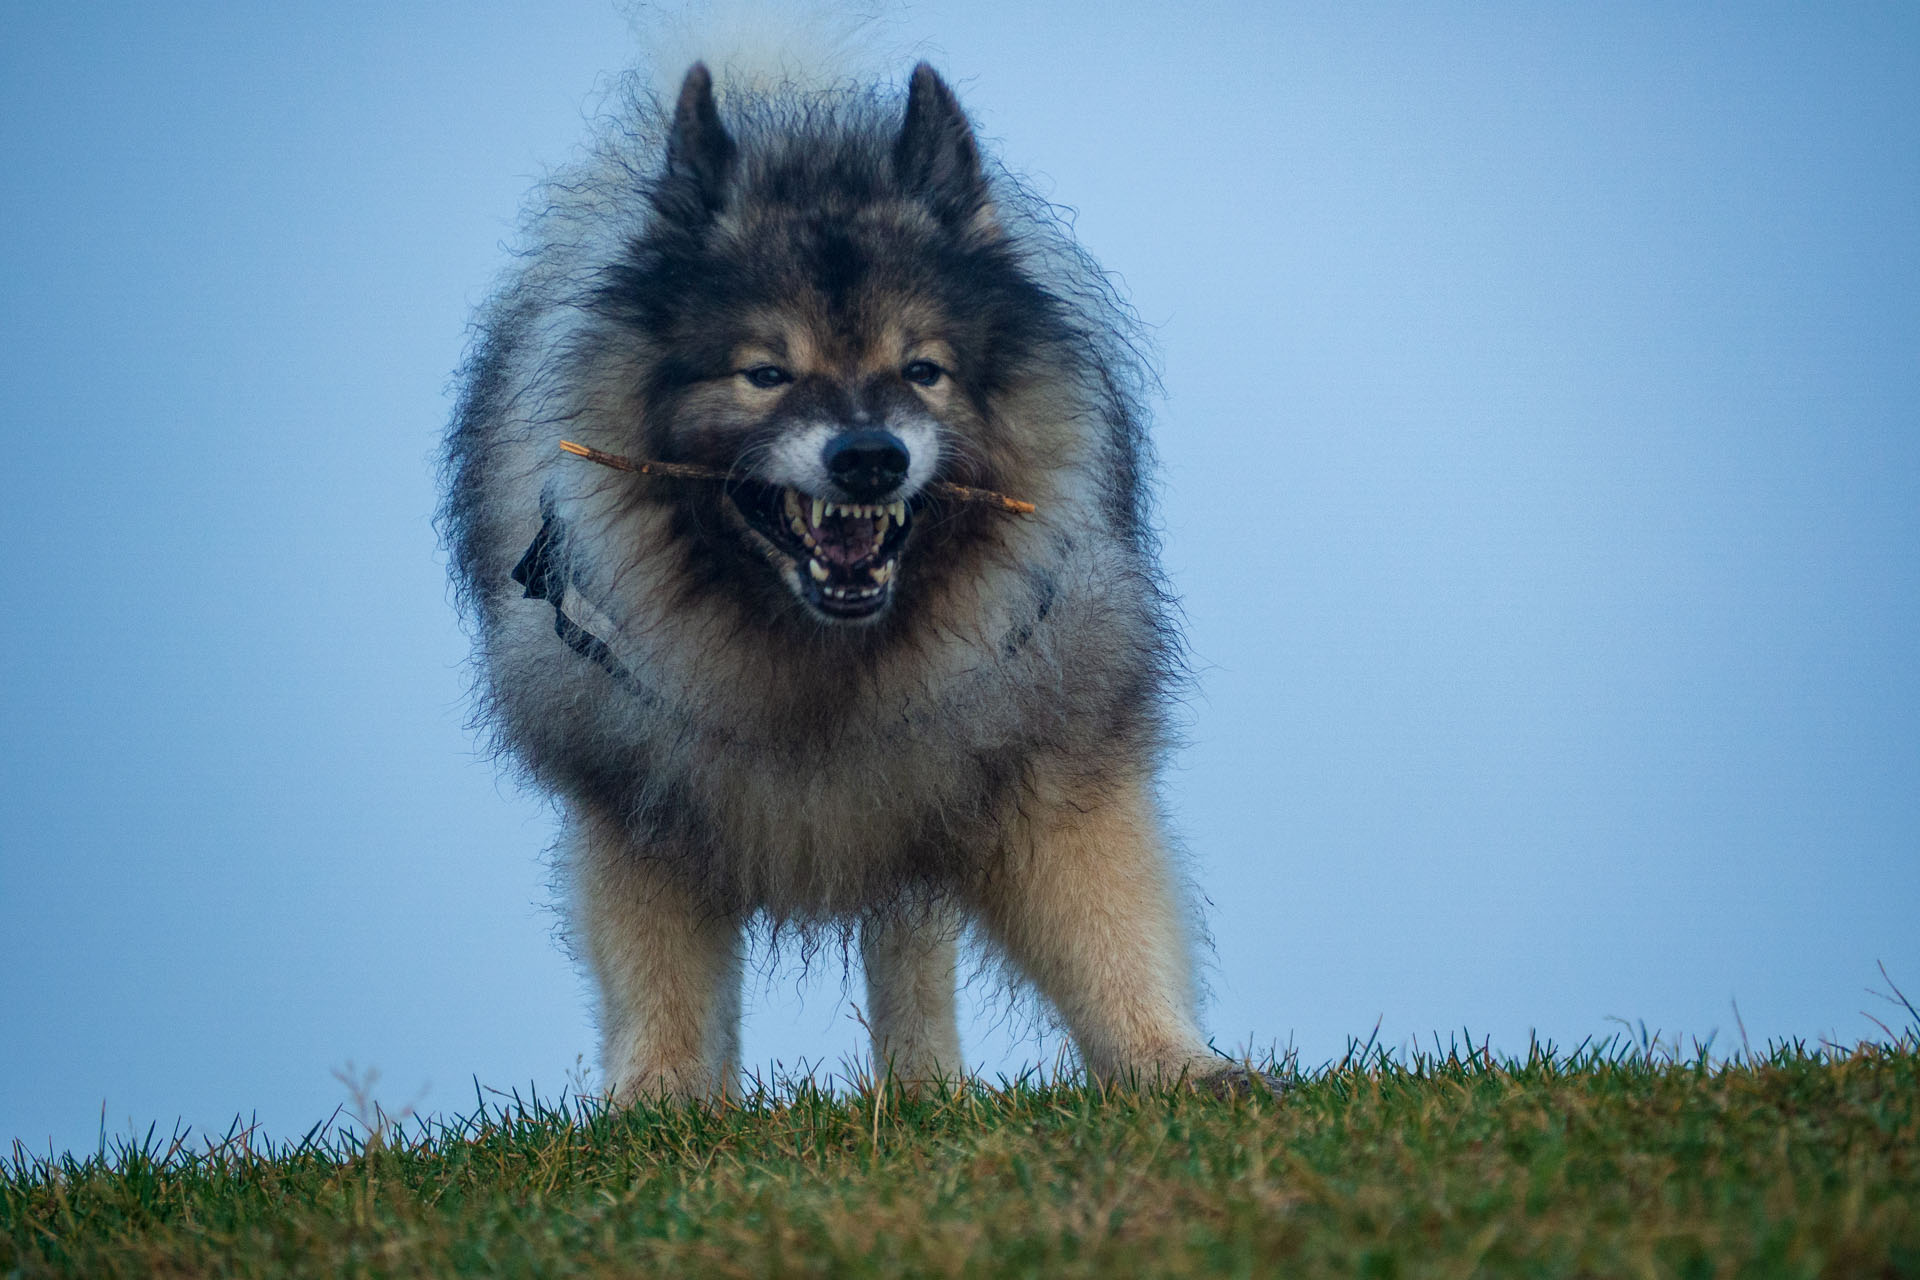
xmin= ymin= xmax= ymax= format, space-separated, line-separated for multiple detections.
xmin=570 ymin=806 xmax=743 ymax=1104
xmin=860 ymin=908 xmax=963 ymax=1088
xmin=975 ymin=771 xmax=1217 ymax=1086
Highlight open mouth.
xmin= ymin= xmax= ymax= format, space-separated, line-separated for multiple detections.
xmin=729 ymin=482 xmax=913 ymax=619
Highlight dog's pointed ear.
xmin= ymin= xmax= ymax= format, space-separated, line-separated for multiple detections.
xmin=663 ymin=63 xmax=736 ymax=221
xmin=894 ymin=63 xmax=997 ymax=239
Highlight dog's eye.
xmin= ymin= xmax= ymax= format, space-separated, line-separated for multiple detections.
xmin=742 ymin=365 xmax=791 ymax=389
xmin=903 ymin=360 xmax=944 ymax=387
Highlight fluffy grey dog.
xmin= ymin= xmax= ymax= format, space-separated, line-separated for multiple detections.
xmin=441 ymin=43 xmax=1267 ymax=1100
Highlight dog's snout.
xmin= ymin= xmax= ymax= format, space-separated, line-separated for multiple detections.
xmin=823 ymin=429 xmax=909 ymax=500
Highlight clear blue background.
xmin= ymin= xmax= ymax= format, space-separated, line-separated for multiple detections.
xmin=4 ymin=2 xmax=1916 ymax=1156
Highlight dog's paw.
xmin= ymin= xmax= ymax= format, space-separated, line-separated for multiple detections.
xmin=1198 ymin=1063 xmax=1295 ymax=1100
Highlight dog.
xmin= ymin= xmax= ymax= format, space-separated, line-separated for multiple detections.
xmin=440 ymin=37 xmax=1271 ymax=1101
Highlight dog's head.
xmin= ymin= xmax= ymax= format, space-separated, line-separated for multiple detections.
xmin=593 ymin=63 xmax=1069 ymax=626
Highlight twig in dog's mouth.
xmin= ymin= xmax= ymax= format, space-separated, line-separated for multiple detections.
xmin=557 ymin=440 xmax=1037 ymax=515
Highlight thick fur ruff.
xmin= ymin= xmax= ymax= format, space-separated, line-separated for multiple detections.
xmin=441 ymin=42 xmax=1255 ymax=1098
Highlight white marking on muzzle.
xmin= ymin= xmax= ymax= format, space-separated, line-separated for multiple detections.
xmin=762 ymin=417 xmax=941 ymax=500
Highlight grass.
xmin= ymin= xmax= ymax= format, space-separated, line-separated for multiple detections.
xmin=5 ymin=1031 xmax=1917 ymax=1278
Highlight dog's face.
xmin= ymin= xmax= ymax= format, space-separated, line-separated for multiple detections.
xmin=596 ymin=64 xmax=1064 ymax=626
xmin=702 ymin=320 xmax=952 ymax=620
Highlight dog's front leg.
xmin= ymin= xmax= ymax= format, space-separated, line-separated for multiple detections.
xmin=569 ymin=806 xmax=742 ymax=1104
xmin=974 ymin=772 xmax=1221 ymax=1088
xmin=860 ymin=906 xmax=963 ymax=1088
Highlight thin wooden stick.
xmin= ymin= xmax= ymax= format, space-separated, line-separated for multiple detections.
xmin=558 ymin=439 xmax=1037 ymax=514
xmin=557 ymin=440 xmax=724 ymax=482
xmin=923 ymin=480 xmax=1038 ymax=515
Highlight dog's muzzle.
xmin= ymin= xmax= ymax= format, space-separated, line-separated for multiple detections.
xmin=822 ymin=428 xmax=910 ymax=502
xmin=729 ymin=479 xmax=915 ymax=621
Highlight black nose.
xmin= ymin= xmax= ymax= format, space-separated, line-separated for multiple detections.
xmin=822 ymin=429 xmax=910 ymax=500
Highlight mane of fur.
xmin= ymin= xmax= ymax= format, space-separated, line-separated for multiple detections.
xmin=438 ymin=49 xmax=1181 ymax=946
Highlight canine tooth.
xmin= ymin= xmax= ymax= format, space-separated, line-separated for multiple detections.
xmin=889 ymin=500 xmax=906 ymax=523
xmin=783 ymin=489 xmax=802 ymax=519
xmin=809 ymin=497 xmax=824 ymax=527
xmin=870 ymin=561 xmax=893 ymax=584
xmin=808 ymin=558 xmax=829 ymax=582
xmin=876 ymin=512 xmax=890 ymax=536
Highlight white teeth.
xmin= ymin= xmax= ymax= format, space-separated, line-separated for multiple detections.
xmin=804 ymin=499 xmax=903 ymax=523
xmin=808 ymin=558 xmax=829 ymax=582
xmin=788 ymin=492 xmax=907 ymax=532
xmin=876 ymin=512 xmax=890 ymax=536
xmin=870 ymin=561 xmax=893 ymax=584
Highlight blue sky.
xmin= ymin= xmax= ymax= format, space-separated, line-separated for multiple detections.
xmin=4 ymin=2 xmax=1916 ymax=1157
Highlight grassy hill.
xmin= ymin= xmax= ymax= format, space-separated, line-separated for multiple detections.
xmin=5 ymin=1034 xmax=1916 ymax=1277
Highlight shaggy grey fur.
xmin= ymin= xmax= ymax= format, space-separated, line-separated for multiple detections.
xmin=439 ymin=65 xmax=1180 ymax=932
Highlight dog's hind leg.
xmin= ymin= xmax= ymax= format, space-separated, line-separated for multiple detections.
xmin=860 ymin=905 xmax=963 ymax=1088
xmin=974 ymin=770 xmax=1222 ymax=1088
xmin=568 ymin=806 xmax=743 ymax=1104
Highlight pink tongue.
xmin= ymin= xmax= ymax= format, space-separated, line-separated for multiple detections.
xmin=812 ymin=514 xmax=881 ymax=568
